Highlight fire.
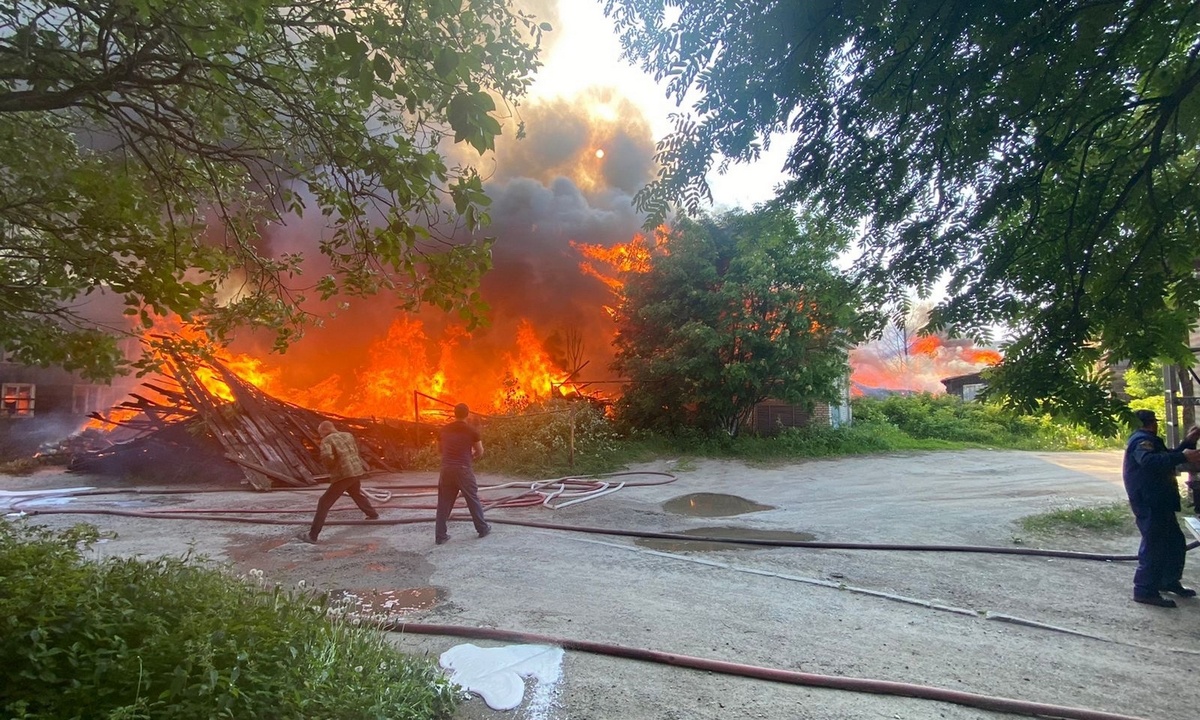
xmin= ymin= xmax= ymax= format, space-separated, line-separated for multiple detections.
xmin=493 ymin=320 xmax=560 ymax=411
xmin=342 ymin=316 xmax=443 ymax=417
xmin=572 ymin=225 xmax=669 ymax=291
xmin=910 ymin=335 xmax=942 ymax=356
xmin=85 ymin=224 xmax=1003 ymax=426
xmin=850 ymin=332 xmax=1003 ymax=396
xmin=84 ymin=406 xmax=142 ymax=430
xmin=224 ymin=316 xmax=584 ymax=421
xmin=962 ymin=347 xmax=1003 ymax=365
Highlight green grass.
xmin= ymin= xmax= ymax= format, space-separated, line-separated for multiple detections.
xmin=0 ymin=523 xmax=459 ymax=720
xmin=1017 ymin=502 xmax=1135 ymax=535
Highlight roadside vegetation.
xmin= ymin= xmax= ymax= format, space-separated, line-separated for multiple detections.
xmin=1017 ymin=502 xmax=1136 ymax=537
xmin=0 ymin=523 xmax=459 ymax=720
xmin=407 ymin=393 xmax=1122 ymax=479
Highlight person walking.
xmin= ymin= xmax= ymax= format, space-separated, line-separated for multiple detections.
xmin=435 ymin=403 xmax=491 ymax=545
xmin=296 ymin=421 xmax=379 ymax=543
xmin=1123 ymin=409 xmax=1200 ymax=607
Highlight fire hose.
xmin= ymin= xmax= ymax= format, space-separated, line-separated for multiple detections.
xmin=379 ymin=622 xmax=1149 ymax=720
xmin=15 ymin=500 xmax=1192 ymax=562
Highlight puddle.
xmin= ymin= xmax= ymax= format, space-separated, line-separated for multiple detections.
xmin=635 ymin=526 xmax=816 ymax=552
xmin=331 ymin=587 xmax=445 ymax=616
xmin=662 ymin=493 xmax=775 ymax=517
xmin=319 ymin=541 xmax=380 ymax=561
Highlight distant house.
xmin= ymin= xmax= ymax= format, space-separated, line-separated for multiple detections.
xmin=744 ymin=376 xmax=853 ymax=435
xmin=0 ymin=354 xmax=117 ymax=419
xmin=941 ymin=372 xmax=987 ymax=401
xmin=1 ymin=333 xmax=139 ymax=420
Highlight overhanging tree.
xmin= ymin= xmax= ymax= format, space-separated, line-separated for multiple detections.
xmin=604 ymin=0 xmax=1200 ymax=433
xmin=612 ymin=205 xmax=865 ymax=436
xmin=1 ymin=0 xmax=547 ymax=379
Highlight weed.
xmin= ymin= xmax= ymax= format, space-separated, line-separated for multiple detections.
xmin=1018 ymin=502 xmax=1134 ymax=535
xmin=670 ymin=457 xmax=698 ymax=472
xmin=420 ymin=394 xmax=1125 ymax=478
xmin=0 ymin=456 xmax=41 ymax=475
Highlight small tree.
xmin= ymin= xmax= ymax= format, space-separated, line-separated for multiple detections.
xmin=612 ymin=204 xmax=865 ymax=436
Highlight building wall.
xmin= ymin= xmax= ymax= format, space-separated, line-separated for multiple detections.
xmin=746 ymin=400 xmax=837 ymax=435
xmin=1 ymin=362 xmax=117 ymax=418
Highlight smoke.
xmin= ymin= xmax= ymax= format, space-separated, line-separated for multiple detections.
xmin=236 ymin=88 xmax=658 ymax=394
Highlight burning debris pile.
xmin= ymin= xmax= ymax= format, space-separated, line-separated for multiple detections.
xmin=70 ymin=350 xmax=432 ymax=490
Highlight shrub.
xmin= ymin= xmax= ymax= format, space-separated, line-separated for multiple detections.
xmin=850 ymin=394 xmax=1118 ymax=450
xmin=0 ymin=523 xmax=458 ymax=720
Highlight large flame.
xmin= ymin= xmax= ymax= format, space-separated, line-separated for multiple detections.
xmin=90 ymin=226 xmax=1002 ymax=429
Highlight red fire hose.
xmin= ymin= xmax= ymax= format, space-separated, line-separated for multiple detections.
xmin=381 ymin=622 xmax=1149 ymax=720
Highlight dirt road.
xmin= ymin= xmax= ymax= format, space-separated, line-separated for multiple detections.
xmin=6 ymin=449 xmax=1199 ymax=720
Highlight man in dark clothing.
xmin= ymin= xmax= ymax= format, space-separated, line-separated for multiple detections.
xmin=296 ymin=421 xmax=379 ymax=543
xmin=435 ymin=403 xmax=491 ymax=545
xmin=1123 ymin=409 xmax=1200 ymax=607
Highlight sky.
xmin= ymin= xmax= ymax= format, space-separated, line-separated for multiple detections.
xmin=525 ymin=1 xmax=789 ymax=211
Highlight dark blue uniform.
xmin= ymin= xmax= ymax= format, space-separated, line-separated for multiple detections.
xmin=1122 ymin=429 xmax=1194 ymax=598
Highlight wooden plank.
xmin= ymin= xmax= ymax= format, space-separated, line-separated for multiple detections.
xmin=224 ymin=454 xmax=306 ymax=488
xmin=211 ymin=361 xmax=322 ymax=483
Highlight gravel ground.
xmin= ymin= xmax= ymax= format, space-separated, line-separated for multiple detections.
xmin=5 ymin=449 xmax=1200 ymax=720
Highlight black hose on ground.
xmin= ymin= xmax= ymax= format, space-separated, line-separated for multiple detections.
xmin=382 ymin=622 xmax=1148 ymax=720
xmin=18 ymin=505 xmax=1197 ymax=562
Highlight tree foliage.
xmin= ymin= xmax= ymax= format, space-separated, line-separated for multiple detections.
xmin=1 ymin=0 xmax=547 ymax=379
xmin=1123 ymin=365 xmax=1165 ymax=399
xmin=604 ymin=0 xmax=1200 ymax=433
xmin=612 ymin=205 xmax=865 ymax=436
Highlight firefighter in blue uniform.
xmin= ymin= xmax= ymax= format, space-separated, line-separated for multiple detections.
xmin=1123 ymin=409 xmax=1200 ymax=607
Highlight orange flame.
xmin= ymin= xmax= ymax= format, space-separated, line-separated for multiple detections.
xmin=910 ymin=335 xmax=942 ymax=357
xmin=572 ymin=225 xmax=669 ymax=291
xmin=962 ymin=348 xmax=1002 ymax=365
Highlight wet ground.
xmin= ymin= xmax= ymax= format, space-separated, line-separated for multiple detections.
xmin=661 ymin=492 xmax=775 ymax=516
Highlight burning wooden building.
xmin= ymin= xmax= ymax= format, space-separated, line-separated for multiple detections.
xmin=71 ymin=349 xmax=433 ymax=490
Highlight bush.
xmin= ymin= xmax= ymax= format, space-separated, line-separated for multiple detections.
xmin=0 ymin=523 xmax=458 ymax=720
xmin=850 ymin=394 xmax=1118 ymax=450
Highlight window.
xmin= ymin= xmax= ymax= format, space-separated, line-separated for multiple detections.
xmin=73 ymin=385 xmax=108 ymax=415
xmin=962 ymin=383 xmax=986 ymax=402
xmin=2 ymin=383 xmax=35 ymax=417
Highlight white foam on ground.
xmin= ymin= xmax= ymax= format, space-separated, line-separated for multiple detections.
xmin=439 ymin=643 xmax=564 ymax=716
xmin=0 ymin=488 xmax=94 ymax=511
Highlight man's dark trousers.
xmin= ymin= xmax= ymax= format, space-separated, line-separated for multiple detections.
xmin=1133 ymin=506 xmax=1187 ymax=598
xmin=435 ymin=467 xmax=489 ymax=541
xmin=308 ymin=476 xmax=376 ymax=538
